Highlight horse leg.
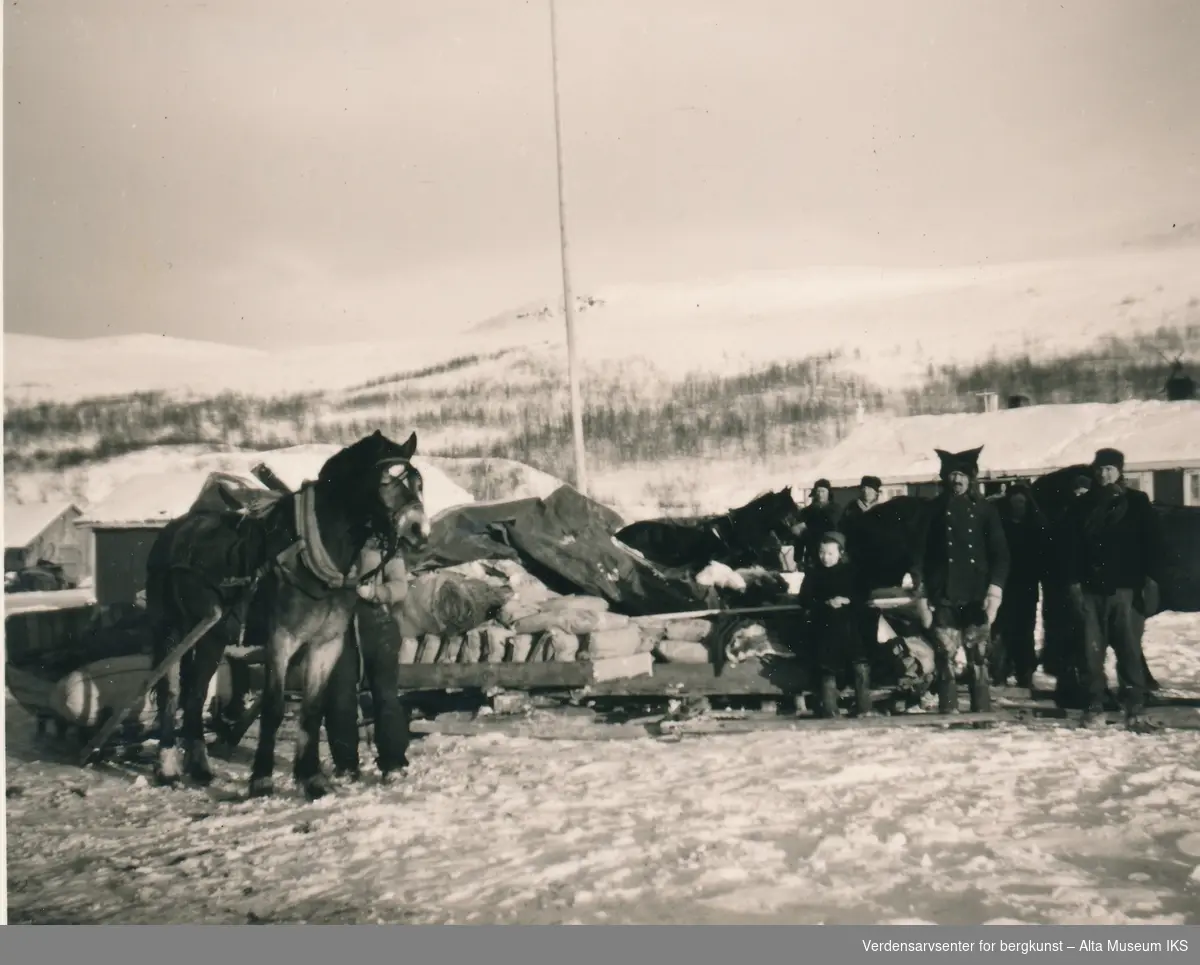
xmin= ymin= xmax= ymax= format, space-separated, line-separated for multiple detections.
xmin=155 ymin=653 xmax=184 ymax=786
xmin=182 ymin=636 xmax=224 ymax=785
xmin=249 ymin=629 xmax=296 ymax=799
xmin=294 ymin=635 xmax=345 ymax=801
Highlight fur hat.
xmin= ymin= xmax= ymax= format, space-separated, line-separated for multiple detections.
xmin=934 ymin=446 xmax=984 ymax=480
xmin=860 ymin=475 xmax=882 ymax=491
xmin=812 ymin=478 xmax=832 ymax=492
xmin=1091 ymin=447 xmax=1125 ymax=472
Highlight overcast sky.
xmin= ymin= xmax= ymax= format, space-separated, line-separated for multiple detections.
xmin=5 ymin=0 xmax=1199 ymax=347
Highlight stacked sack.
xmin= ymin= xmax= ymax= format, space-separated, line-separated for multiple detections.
xmin=388 ymin=559 xmax=726 ymax=667
xmin=391 ymin=560 xmax=674 ymax=665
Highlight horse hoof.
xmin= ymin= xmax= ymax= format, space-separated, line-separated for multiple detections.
xmin=248 ymin=777 xmax=275 ymax=798
xmin=303 ymin=775 xmax=334 ymax=801
xmin=188 ymin=765 xmax=216 ymax=786
xmin=333 ymin=767 xmax=361 ymax=784
xmin=155 ymin=770 xmax=182 ymax=788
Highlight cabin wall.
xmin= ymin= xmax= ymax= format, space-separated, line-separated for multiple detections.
xmin=1152 ymin=470 xmax=1186 ymax=507
xmin=93 ymin=527 xmax=163 ymax=606
xmin=4 ymin=510 xmax=87 ymax=584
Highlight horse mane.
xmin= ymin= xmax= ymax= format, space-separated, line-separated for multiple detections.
xmin=315 ymin=429 xmax=418 ymax=555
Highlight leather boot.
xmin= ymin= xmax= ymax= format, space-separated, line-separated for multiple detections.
xmin=853 ymin=662 xmax=875 ymax=717
xmin=937 ymin=672 xmax=959 ymax=714
xmin=820 ymin=674 xmax=841 ymax=719
xmin=969 ymin=661 xmax=992 ymax=713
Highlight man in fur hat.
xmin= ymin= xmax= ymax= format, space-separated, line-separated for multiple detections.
xmin=1061 ymin=448 xmax=1165 ymax=732
xmin=911 ymin=446 xmax=1010 ymax=714
xmin=838 ymin=475 xmax=883 ymax=542
xmin=792 ymin=478 xmax=841 ymax=571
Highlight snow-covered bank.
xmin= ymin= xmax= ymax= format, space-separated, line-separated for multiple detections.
xmin=5 ymin=614 xmax=1200 ymax=925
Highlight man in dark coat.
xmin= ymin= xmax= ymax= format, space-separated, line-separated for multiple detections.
xmin=912 ymin=446 xmax=1010 ymax=714
xmin=837 ymin=475 xmax=886 ymax=682
xmin=792 ymin=478 xmax=841 ymax=571
xmin=1061 ymin=448 xmax=1165 ymax=731
xmin=323 ymin=544 xmax=414 ymax=782
xmin=838 ymin=475 xmax=882 ymax=552
xmin=991 ymin=482 xmax=1051 ymax=689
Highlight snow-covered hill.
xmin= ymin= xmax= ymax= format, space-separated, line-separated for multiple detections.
xmin=7 ymin=247 xmax=1200 ymax=404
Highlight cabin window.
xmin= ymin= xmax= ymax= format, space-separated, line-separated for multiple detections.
xmin=1124 ymin=473 xmax=1154 ymax=501
xmin=1187 ymin=471 xmax=1200 ymax=507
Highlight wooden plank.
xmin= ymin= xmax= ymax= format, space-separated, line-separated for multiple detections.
xmin=397 ymin=662 xmax=590 ymax=691
xmin=659 ymin=711 xmax=1007 ymax=736
xmin=583 ymin=659 xmax=810 ymax=696
xmin=410 ymin=716 xmax=654 ymax=741
xmin=393 ymin=657 xmax=815 ymax=696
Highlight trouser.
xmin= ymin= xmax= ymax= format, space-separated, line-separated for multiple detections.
xmin=1041 ymin=584 xmax=1087 ymax=707
xmin=991 ymin=582 xmax=1039 ymax=684
xmin=931 ymin=602 xmax=991 ymax=713
xmin=1078 ymin=588 xmax=1147 ymax=715
xmin=324 ymin=606 xmax=412 ymax=776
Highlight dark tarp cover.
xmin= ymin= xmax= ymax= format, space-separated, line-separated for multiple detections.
xmin=412 ymin=486 xmax=721 ymax=617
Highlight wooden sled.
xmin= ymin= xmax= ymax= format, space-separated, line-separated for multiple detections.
xmin=78 ymin=606 xmax=224 ymax=765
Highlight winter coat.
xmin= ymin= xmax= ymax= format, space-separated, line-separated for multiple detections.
xmin=913 ymin=490 xmax=1010 ymax=606
xmin=799 ymin=559 xmax=867 ymax=669
xmin=1062 ymin=484 xmax=1165 ymax=594
xmin=796 ymin=502 xmax=841 ymax=567
xmin=999 ymin=508 xmax=1051 ymax=590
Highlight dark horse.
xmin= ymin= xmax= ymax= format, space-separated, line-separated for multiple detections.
xmin=143 ymin=430 xmax=430 ymax=800
xmin=614 ymin=487 xmax=805 ymax=571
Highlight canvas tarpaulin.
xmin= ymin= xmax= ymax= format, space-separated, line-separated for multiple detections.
xmin=411 ymin=486 xmax=721 ymax=617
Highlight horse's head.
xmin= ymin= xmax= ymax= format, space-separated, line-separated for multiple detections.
xmin=318 ymin=430 xmax=431 ymax=553
xmin=726 ymin=487 xmax=805 ymax=564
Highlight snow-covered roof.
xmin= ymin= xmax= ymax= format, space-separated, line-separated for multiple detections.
xmin=4 ymin=501 xmax=82 ymax=549
xmin=77 ymin=446 xmax=476 ymax=527
xmin=77 ymin=470 xmax=266 ymax=528
xmin=807 ymin=400 xmax=1200 ymax=488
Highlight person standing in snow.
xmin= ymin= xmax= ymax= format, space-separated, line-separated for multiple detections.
xmin=798 ymin=532 xmax=875 ymax=717
xmin=912 ymin=446 xmax=1010 ymax=714
xmin=323 ymin=539 xmax=415 ymax=782
xmin=1060 ymin=448 xmax=1165 ymax=732
xmin=838 ymin=474 xmax=887 ymax=673
xmin=838 ymin=474 xmax=883 ymax=552
xmin=990 ymin=481 xmax=1051 ymax=689
xmin=792 ymin=478 xmax=841 ymax=571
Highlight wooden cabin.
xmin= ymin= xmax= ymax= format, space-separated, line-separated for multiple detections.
xmin=801 ymin=400 xmax=1200 ymax=507
xmin=4 ymin=502 xmax=86 ymax=586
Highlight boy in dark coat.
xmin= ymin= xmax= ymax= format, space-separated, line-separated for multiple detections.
xmin=799 ymin=531 xmax=875 ymax=717
xmin=912 ymin=446 xmax=1010 ymax=714
xmin=1061 ymin=448 xmax=1166 ymax=731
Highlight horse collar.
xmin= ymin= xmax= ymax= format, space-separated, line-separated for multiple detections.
xmin=293 ymin=482 xmax=354 ymax=590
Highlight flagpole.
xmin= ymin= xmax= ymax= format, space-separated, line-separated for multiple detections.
xmin=548 ymin=0 xmax=589 ymax=496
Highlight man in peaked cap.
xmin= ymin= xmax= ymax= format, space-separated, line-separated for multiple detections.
xmin=911 ymin=446 xmax=1010 ymax=714
xmin=1061 ymin=447 xmax=1166 ymax=732
xmin=838 ymin=475 xmax=883 ymax=541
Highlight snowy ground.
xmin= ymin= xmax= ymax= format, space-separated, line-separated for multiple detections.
xmin=5 ymin=614 xmax=1200 ymax=925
